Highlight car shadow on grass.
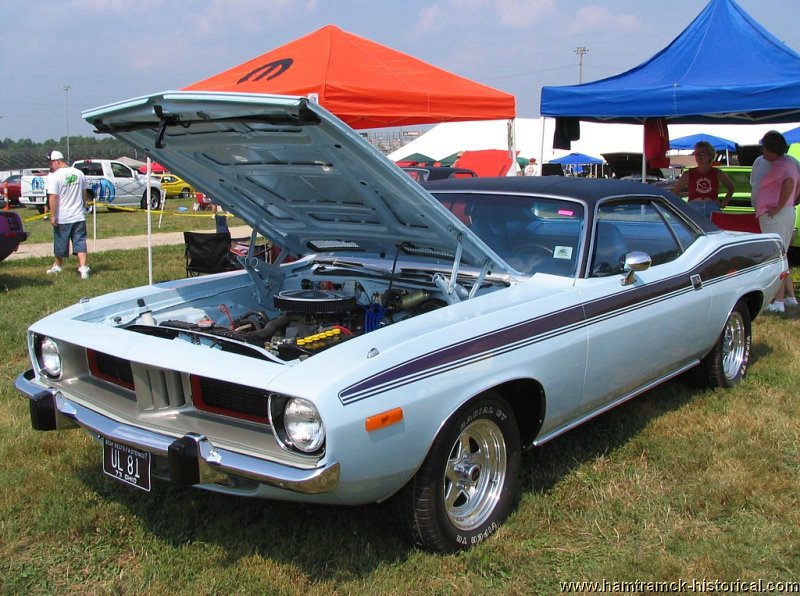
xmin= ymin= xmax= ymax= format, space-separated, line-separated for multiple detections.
xmin=74 ymin=462 xmax=412 ymax=577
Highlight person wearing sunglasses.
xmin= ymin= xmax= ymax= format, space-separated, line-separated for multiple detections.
xmin=671 ymin=140 xmax=734 ymax=219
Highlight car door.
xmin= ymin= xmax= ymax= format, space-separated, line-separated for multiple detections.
xmin=109 ymin=162 xmax=140 ymax=204
xmin=576 ymin=197 xmax=710 ymax=414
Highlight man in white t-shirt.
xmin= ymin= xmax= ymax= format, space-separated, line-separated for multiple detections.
xmin=45 ymin=150 xmax=91 ymax=278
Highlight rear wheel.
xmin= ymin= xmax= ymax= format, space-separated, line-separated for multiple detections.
xmin=694 ymin=300 xmax=751 ymax=388
xmin=179 ymin=187 xmax=192 ymax=198
xmin=390 ymin=393 xmax=520 ymax=552
xmin=141 ymin=189 xmax=162 ymax=210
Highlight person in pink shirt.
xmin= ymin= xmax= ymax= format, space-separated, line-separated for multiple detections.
xmin=756 ymin=131 xmax=800 ymax=313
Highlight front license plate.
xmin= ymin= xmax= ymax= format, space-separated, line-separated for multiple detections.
xmin=102 ymin=438 xmax=151 ymax=492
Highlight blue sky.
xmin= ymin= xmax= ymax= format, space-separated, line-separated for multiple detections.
xmin=1 ymin=0 xmax=798 ymax=142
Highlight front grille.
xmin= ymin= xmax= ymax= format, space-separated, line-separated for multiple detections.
xmin=87 ymin=349 xmax=134 ymax=390
xmin=191 ymin=375 xmax=270 ymax=424
xmin=86 ymin=349 xmax=267 ymax=422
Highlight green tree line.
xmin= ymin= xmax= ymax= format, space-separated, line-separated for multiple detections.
xmin=0 ymin=136 xmax=142 ymax=171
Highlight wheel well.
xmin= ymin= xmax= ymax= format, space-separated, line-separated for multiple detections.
xmin=740 ymin=290 xmax=765 ymax=321
xmin=486 ymin=379 xmax=545 ymax=449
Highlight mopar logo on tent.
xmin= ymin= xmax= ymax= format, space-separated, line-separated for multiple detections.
xmin=31 ymin=177 xmax=46 ymax=191
xmin=91 ymin=179 xmax=116 ymax=203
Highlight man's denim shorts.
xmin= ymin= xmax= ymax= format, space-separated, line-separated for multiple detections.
xmin=53 ymin=221 xmax=88 ymax=257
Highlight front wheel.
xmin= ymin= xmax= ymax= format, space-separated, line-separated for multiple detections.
xmin=693 ymin=300 xmax=751 ymax=388
xmin=390 ymin=393 xmax=520 ymax=552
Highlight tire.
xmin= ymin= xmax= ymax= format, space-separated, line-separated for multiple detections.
xmin=179 ymin=187 xmax=192 ymax=199
xmin=694 ymin=300 xmax=751 ymax=388
xmin=390 ymin=393 xmax=520 ymax=552
xmin=141 ymin=189 xmax=162 ymax=210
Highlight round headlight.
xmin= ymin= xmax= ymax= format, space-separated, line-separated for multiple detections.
xmin=283 ymin=398 xmax=325 ymax=453
xmin=39 ymin=337 xmax=62 ymax=378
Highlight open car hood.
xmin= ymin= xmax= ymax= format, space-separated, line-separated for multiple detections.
xmin=83 ymin=91 xmax=506 ymax=272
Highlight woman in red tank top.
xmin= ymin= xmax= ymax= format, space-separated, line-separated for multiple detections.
xmin=672 ymin=141 xmax=734 ymax=219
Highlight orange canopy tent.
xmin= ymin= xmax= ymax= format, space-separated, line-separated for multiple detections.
xmin=183 ymin=25 xmax=515 ymax=130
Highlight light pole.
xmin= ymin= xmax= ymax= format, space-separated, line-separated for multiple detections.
xmin=62 ymin=84 xmax=70 ymax=162
xmin=575 ymin=46 xmax=589 ymax=84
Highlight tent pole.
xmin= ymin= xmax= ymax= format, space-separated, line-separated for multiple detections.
xmin=641 ymin=125 xmax=647 ymax=183
xmin=507 ymin=119 xmax=518 ymax=175
xmin=538 ymin=117 xmax=546 ymax=176
xmin=146 ymin=158 xmax=153 ymax=286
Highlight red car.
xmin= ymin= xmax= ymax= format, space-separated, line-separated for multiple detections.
xmin=2 ymin=174 xmax=22 ymax=207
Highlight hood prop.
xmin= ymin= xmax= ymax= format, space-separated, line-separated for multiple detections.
xmin=153 ymin=105 xmax=181 ymax=149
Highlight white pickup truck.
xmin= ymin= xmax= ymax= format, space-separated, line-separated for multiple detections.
xmin=17 ymin=168 xmax=51 ymax=213
xmin=20 ymin=159 xmax=162 ymax=213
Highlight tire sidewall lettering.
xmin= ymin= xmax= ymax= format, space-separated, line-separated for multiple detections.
xmin=458 ymin=406 xmax=508 ymax=432
xmin=455 ymin=521 xmax=499 ymax=546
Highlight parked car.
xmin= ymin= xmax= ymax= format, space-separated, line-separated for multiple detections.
xmin=401 ymin=166 xmax=478 ymax=182
xmin=159 ymin=173 xmax=196 ymax=198
xmin=2 ymin=174 xmax=22 ymax=206
xmin=16 ymin=91 xmax=785 ymax=553
xmin=0 ymin=210 xmax=29 ymax=261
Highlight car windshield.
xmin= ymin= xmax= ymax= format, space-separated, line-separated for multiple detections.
xmin=432 ymin=193 xmax=585 ymax=276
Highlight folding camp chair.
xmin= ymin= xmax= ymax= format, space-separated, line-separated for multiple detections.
xmin=183 ymin=231 xmax=239 ymax=276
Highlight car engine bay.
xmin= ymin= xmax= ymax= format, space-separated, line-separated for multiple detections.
xmin=127 ymin=255 xmax=511 ymax=363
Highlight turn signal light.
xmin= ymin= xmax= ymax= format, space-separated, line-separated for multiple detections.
xmin=365 ymin=407 xmax=403 ymax=432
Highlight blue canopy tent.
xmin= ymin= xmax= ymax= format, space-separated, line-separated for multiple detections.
xmin=540 ymin=0 xmax=800 ymax=179
xmin=550 ymin=152 xmax=604 ymax=165
xmin=669 ymin=134 xmax=738 ymax=151
xmin=550 ymin=152 xmax=604 ymax=177
xmin=541 ymin=0 xmax=800 ymax=125
xmin=784 ymin=126 xmax=800 ymax=144
xmin=671 ymin=133 xmax=738 ymax=165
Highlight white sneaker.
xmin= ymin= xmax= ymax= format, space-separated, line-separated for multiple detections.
xmin=78 ymin=266 xmax=91 ymax=279
xmin=785 ymin=297 xmax=798 ymax=307
xmin=46 ymin=264 xmax=62 ymax=275
xmin=766 ymin=301 xmax=785 ymax=313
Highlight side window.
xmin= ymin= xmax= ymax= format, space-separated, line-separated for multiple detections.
xmin=111 ymin=163 xmax=133 ymax=178
xmin=657 ymin=205 xmax=701 ymax=253
xmin=593 ymin=199 xmax=687 ymax=276
xmin=76 ymin=163 xmax=103 ymax=176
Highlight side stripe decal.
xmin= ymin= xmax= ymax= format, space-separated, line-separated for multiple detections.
xmin=338 ymin=238 xmax=782 ymax=404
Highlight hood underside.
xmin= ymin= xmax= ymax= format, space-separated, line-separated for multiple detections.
xmin=83 ymin=91 xmax=503 ymax=271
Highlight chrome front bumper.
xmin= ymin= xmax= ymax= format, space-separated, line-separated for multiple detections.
xmin=15 ymin=369 xmax=339 ymax=494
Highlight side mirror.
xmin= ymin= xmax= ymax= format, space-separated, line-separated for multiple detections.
xmin=620 ymin=251 xmax=652 ymax=286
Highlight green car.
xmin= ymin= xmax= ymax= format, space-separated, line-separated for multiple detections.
xmin=717 ymin=165 xmax=800 ymax=254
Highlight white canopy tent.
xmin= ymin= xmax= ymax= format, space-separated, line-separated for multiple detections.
xmin=389 ymin=119 xmax=798 ymax=170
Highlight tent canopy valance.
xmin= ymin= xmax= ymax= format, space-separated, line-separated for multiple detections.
xmin=540 ymin=0 xmax=800 ymax=125
xmin=184 ymin=25 xmax=515 ymax=130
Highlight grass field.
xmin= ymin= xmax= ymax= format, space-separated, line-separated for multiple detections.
xmin=1 ymin=229 xmax=799 ymax=593
xmin=15 ymin=197 xmax=244 ymax=246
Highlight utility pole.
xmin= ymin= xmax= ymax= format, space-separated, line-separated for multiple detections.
xmin=62 ymin=84 xmax=71 ymax=163
xmin=575 ymin=46 xmax=589 ymax=84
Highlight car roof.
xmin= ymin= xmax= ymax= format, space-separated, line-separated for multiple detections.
xmin=423 ymin=175 xmax=718 ymax=233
